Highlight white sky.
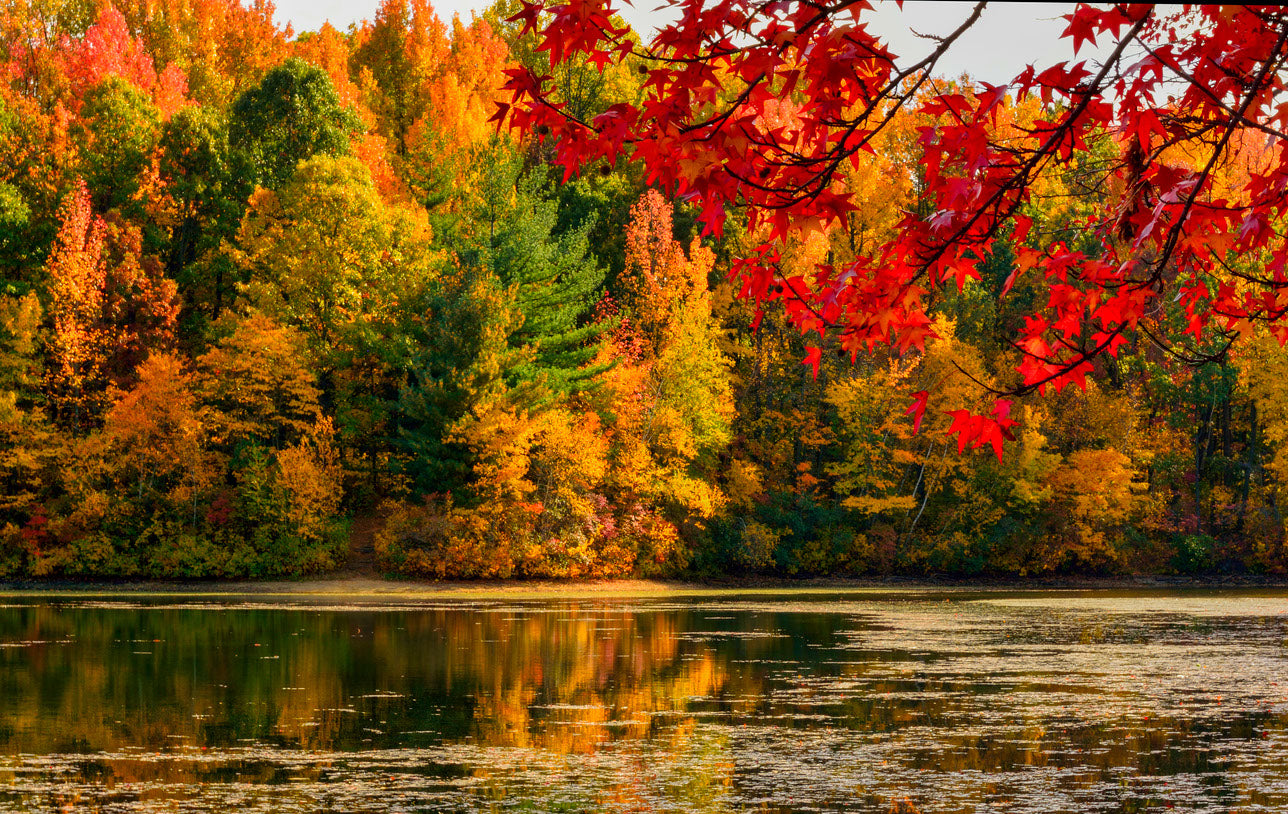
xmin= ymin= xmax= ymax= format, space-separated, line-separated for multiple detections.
xmin=272 ymin=1 xmax=1107 ymax=87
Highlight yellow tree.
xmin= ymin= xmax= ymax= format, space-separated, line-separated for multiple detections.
xmin=96 ymin=352 xmax=212 ymax=517
xmin=195 ymin=312 xmax=324 ymax=451
xmin=193 ymin=312 xmax=343 ymax=574
xmin=824 ymin=357 xmax=920 ymax=520
xmin=598 ymin=190 xmax=732 ymax=567
xmin=234 ymin=155 xmax=426 ymax=355
xmin=350 ymin=0 xmax=446 ymax=154
xmin=0 ymin=293 xmax=57 ymax=571
xmin=234 ymin=154 xmax=435 ymax=496
xmin=45 ymin=181 xmax=107 ymax=429
xmin=1236 ymin=332 xmax=1288 ymax=571
xmin=48 ymin=351 xmax=216 ymax=576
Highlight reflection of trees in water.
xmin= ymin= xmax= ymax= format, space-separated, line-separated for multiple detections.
xmin=0 ymin=604 xmax=753 ymax=811
xmin=0 ymin=605 xmax=355 ymax=754
xmin=0 ymin=606 xmax=738 ymax=756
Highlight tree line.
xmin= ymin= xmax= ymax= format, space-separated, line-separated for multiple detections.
xmin=0 ymin=0 xmax=1285 ymax=579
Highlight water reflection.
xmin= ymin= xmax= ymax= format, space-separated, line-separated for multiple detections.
xmin=0 ymin=591 xmax=1283 ymax=812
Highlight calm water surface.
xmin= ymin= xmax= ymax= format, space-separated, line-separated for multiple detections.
xmin=0 ymin=589 xmax=1285 ymax=812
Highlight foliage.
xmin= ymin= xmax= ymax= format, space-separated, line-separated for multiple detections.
xmin=503 ymin=3 xmax=1288 ymax=460
xmin=1 ymin=0 xmax=1286 ymax=580
xmin=457 ymin=141 xmax=613 ymax=401
xmin=72 ymin=75 xmax=161 ymax=214
xmin=196 ymin=311 xmax=324 ymax=450
xmin=157 ymin=104 xmax=254 ymax=325
xmin=396 ymin=267 xmax=532 ymax=497
xmin=229 ymin=57 xmax=361 ymax=190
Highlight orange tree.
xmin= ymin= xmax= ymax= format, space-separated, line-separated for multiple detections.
xmin=500 ymin=3 xmax=1288 ymax=459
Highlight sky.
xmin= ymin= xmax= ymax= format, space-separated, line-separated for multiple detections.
xmin=270 ymin=1 xmax=1107 ymax=87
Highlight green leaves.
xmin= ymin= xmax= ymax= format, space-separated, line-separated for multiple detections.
xmin=458 ymin=142 xmax=614 ymax=402
xmin=229 ymin=58 xmax=361 ymax=190
xmin=72 ymin=75 xmax=160 ymax=214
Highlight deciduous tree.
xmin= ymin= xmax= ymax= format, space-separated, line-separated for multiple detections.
xmin=229 ymin=57 xmax=361 ymax=189
xmin=72 ymin=75 xmax=160 ymax=215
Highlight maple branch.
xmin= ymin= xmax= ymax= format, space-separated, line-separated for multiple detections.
xmin=951 ymin=360 xmax=1008 ymax=396
xmin=1010 ymin=324 xmax=1127 ymax=398
xmin=1144 ymin=24 xmax=1288 ymax=291
xmin=1137 ymin=319 xmax=1235 ymax=367
xmin=909 ymin=12 xmax=1153 ymax=283
xmin=722 ymin=3 xmax=987 ymax=208
xmin=1138 ymin=40 xmax=1288 ymax=142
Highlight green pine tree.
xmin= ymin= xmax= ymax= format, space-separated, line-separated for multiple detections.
xmin=396 ymin=269 xmax=535 ymax=497
xmin=459 ymin=142 xmax=614 ymax=404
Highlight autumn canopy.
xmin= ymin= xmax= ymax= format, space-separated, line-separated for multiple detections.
xmin=500 ymin=2 xmax=1288 ymax=460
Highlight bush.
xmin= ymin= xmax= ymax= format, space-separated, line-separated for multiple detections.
xmin=1172 ymin=534 xmax=1217 ymax=574
xmin=374 ymin=497 xmax=519 ymax=579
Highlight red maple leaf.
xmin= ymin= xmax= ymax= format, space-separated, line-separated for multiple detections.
xmin=905 ymin=391 xmax=930 ymax=435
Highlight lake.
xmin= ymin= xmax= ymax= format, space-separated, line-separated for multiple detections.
xmin=0 ymin=589 xmax=1285 ymax=812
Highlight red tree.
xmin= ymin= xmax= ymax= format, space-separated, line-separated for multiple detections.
xmin=501 ymin=3 xmax=1288 ymax=458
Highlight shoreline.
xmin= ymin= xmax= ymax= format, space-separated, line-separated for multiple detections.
xmin=3 ymin=572 xmax=1288 ymax=600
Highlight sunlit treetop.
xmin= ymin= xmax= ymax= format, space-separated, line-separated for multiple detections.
xmin=499 ymin=2 xmax=1288 ymax=460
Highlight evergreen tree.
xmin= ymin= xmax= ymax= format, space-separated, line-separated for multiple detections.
xmin=396 ymin=269 xmax=535 ymax=496
xmin=459 ymin=142 xmax=613 ymax=403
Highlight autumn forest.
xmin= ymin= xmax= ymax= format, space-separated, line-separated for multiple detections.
xmin=0 ymin=0 xmax=1286 ymax=581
